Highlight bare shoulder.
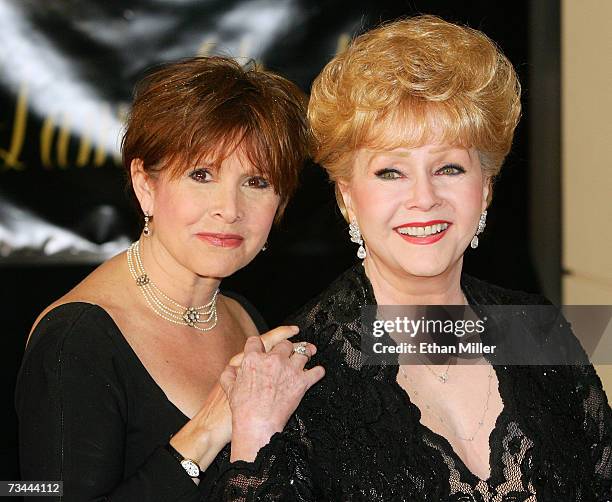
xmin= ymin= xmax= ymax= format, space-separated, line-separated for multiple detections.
xmin=221 ymin=294 xmax=261 ymax=338
xmin=29 ymin=252 xmax=130 ymax=343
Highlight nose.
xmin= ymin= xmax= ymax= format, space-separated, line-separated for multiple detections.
xmin=406 ymin=173 xmax=441 ymax=211
xmin=210 ymin=184 xmax=242 ymax=223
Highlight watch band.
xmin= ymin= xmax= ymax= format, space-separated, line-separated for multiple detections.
xmin=166 ymin=443 xmax=202 ymax=478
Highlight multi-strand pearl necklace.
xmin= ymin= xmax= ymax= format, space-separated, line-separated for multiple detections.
xmin=127 ymin=241 xmax=219 ymax=332
xmin=399 ymin=364 xmax=494 ymax=442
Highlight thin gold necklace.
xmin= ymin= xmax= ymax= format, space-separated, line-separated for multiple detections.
xmin=416 ymin=355 xmax=452 ymax=383
xmin=399 ymin=365 xmax=494 ymax=442
xmin=417 ymin=294 xmax=470 ymax=383
xmin=126 ymin=241 xmax=219 ymax=332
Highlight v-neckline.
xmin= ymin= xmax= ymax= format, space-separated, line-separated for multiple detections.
xmin=352 ymin=264 xmax=510 ymax=484
xmin=76 ymin=302 xmax=193 ymax=421
xmin=390 ymin=362 xmax=508 ymax=485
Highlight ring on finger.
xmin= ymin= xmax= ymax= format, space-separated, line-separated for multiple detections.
xmin=291 ymin=342 xmax=310 ymax=361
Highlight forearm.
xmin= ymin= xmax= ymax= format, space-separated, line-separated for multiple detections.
xmin=169 ymin=382 xmax=232 ymax=473
xmin=169 ymin=418 xmax=227 ymax=475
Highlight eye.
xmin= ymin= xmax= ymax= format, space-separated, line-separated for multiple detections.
xmin=436 ymin=164 xmax=466 ymax=175
xmin=189 ymin=168 xmax=212 ymax=183
xmin=374 ymin=168 xmax=402 ymax=180
xmin=244 ymin=176 xmax=270 ymax=189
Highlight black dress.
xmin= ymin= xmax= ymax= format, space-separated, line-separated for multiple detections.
xmin=15 ymin=292 xmax=266 ymax=502
xmin=203 ymin=265 xmax=612 ymax=501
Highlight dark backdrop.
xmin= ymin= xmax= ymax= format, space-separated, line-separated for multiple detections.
xmin=1 ymin=0 xmax=548 ymax=482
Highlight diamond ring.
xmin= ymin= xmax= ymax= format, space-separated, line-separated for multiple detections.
xmin=291 ymin=342 xmax=310 ymax=360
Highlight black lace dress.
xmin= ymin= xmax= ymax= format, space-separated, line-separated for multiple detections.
xmin=201 ymin=265 xmax=612 ymax=501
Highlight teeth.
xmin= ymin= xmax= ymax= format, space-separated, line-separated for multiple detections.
xmin=398 ymin=223 xmax=449 ymax=237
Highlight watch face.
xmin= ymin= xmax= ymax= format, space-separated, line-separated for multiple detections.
xmin=181 ymin=459 xmax=200 ymax=478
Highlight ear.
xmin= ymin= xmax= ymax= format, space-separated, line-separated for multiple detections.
xmin=130 ymin=158 xmax=156 ymax=214
xmin=337 ymin=179 xmax=356 ymax=222
xmin=481 ymin=177 xmax=491 ymax=212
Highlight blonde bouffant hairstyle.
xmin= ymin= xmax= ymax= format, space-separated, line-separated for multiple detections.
xmin=308 ymin=15 xmax=521 ymax=219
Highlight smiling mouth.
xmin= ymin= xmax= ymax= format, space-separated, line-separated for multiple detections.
xmin=397 ymin=222 xmax=450 ymax=237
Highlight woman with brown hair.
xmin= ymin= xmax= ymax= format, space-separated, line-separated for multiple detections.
xmin=207 ymin=16 xmax=612 ymax=500
xmin=16 ymin=56 xmax=323 ymax=501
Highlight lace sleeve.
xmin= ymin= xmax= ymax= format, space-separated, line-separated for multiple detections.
xmin=203 ymin=414 xmax=317 ymax=501
xmin=201 ymin=300 xmax=338 ymax=501
xmin=573 ymin=363 xmax=612 ymax=500
xmin=202 ymin=272 xmax=367 ymax=501
xmin=546 ymin=304 xmax=612 ymax=499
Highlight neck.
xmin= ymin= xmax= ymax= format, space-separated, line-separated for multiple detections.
xmin=363 ymin=255 xmax=466 ymax=306
xmin=135 ymin=237 xmax=221 ymax=307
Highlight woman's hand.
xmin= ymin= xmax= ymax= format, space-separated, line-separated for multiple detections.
xmin=220 ymin=334 xmax=325 ymax=462
xmin=169 ymin=326 xmax=311 ymax=470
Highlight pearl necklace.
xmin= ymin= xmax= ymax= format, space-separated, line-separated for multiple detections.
xmin=126 ymin=241 xmax=219 ymax=332
xmin=399 ymin=365 xmax=494 ymax=441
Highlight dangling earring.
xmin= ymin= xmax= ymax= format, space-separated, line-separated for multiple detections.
xmin=349 ymin=220 xmax=366 ymax=259
xmin=470 ymin=210 xmax=487 ymax=249
xmin=262 ymin=241 xmax=268 ymax=252
xmin=143 ymin=213 xmax=151 ymax=237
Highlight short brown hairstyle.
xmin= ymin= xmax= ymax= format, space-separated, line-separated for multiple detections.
xmin=308 ymin=15 xmax=521 ymax=217
xmin=122 ymin=56 xmax=308 ymax=220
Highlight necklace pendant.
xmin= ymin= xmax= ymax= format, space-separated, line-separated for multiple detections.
xmin=136 ymin=274 xmax=150 ymax=286
xmin=439 ymin=373 xmax=448 ymax=383
xmin=183 ymin=307 xmax=200 ymax=327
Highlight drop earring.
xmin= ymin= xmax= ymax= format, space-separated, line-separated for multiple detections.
xmin=470 ymin=210 xmax=487 ymax=249
xmin=143 ymin=213 xmax=151 ymax=236
xmin=262 ymin=241 xmax=268 ymax=251
xmin=349 ymin=220 xmax=366 ymax=259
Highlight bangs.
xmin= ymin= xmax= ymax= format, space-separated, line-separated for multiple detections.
xmin=358 ymin=99 xmax=477 ymax=154
xmin=162 ymin=109 xmax=285 ymax=195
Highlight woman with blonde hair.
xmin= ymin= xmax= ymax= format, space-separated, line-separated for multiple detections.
xmin=207 ymin=16 xmax=611 ymax=500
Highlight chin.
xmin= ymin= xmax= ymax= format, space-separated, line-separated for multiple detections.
xmin=403 ymin=268 xmax=446 ymax=279
xmin=193 ymin=267 xmax=235 ymax=279
xmin=396 ymin=260 xmax=451 ymax=279
xmin=191 ymin=260 xmax=245 ymax=279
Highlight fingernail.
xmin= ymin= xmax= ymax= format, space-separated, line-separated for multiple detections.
xmin=291 ymin=325 xmax=300 ymax=333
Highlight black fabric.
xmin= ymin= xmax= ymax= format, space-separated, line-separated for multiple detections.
xmin=15 ymin=292 xmax=267 ymax=502
xmin=204 ymin=264 xmax=612 ymax=501
xmin=221 ymin=290 xmax=268 ymax=337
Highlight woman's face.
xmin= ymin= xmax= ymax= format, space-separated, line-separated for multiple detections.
xmin=339 ymin=143 xmax=489 ymax=280
xmin=136 ymin=148 xmax=279 ymax=279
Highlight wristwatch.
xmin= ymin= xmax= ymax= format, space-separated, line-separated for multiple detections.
xmin=166 ymin=443 xmax=201 ymax=478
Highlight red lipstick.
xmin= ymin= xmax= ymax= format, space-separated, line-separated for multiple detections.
xmin=196 ymin=232 xmax=244 ymax=248
xmin=394 ymin=220 xmax=451 ymax=245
